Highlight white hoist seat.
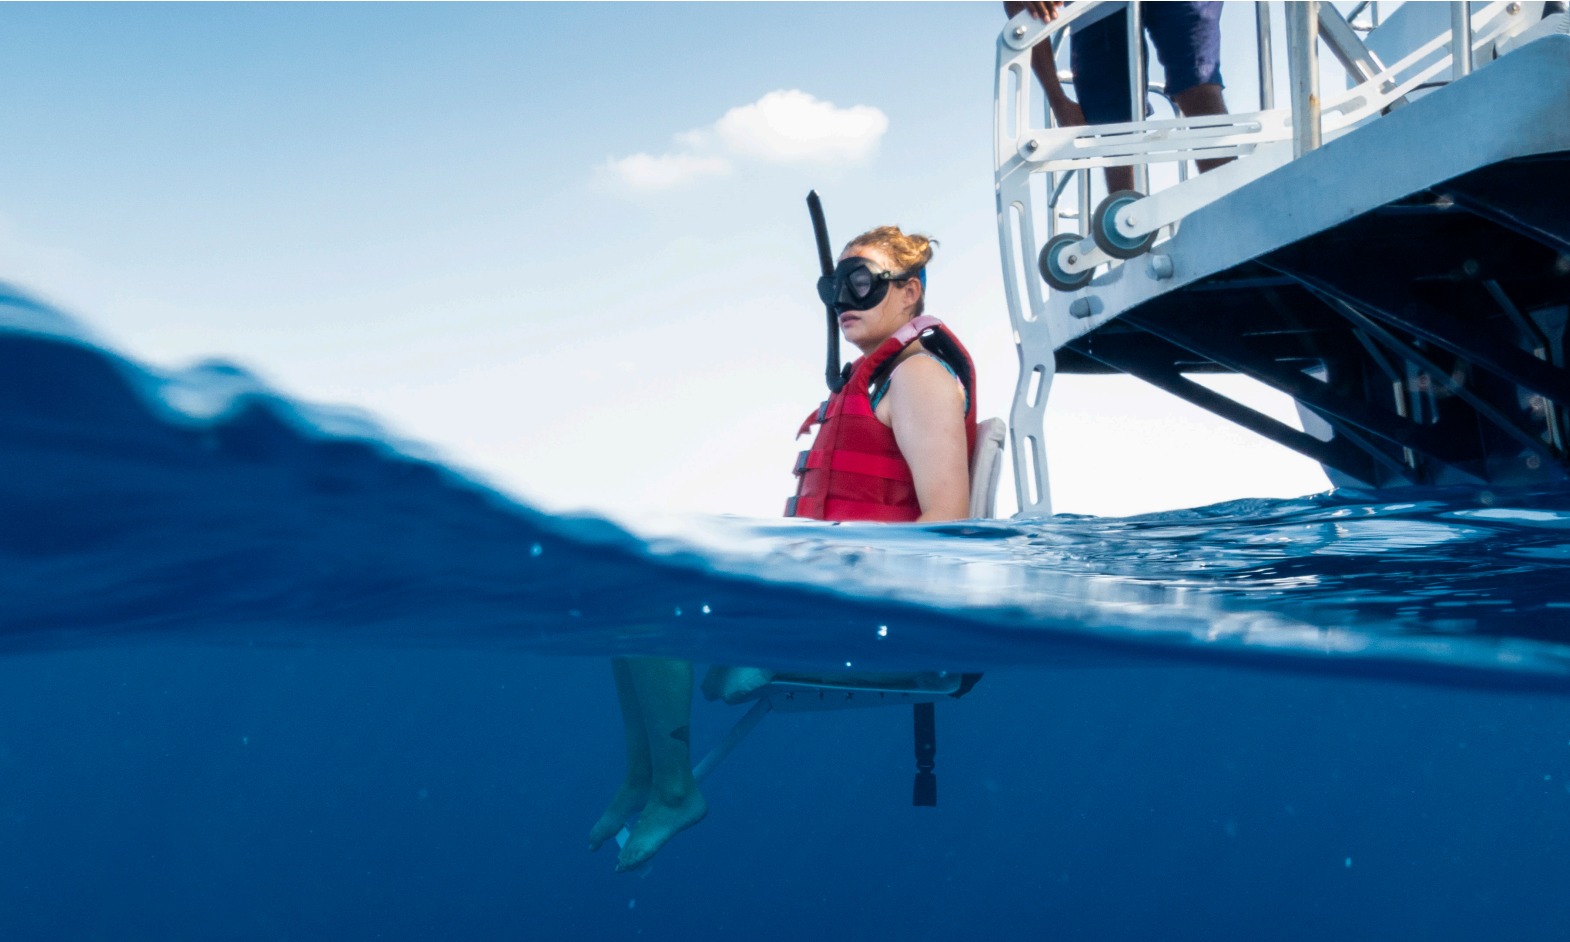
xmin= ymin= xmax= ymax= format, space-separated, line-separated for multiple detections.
xmin=701 ymin=416 xmax=1008 ymax=710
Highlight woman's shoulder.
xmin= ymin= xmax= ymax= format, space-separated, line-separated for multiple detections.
xmin=886 ymin=348 xmax=965 ymax=401
xmin=892 ymin=349 xmax=953 ymax=376
xmin=892 ymin=342 xmax=961 ymax=380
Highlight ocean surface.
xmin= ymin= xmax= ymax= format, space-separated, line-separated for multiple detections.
xmin=2 ymin=285 xmax=1567 ymax=941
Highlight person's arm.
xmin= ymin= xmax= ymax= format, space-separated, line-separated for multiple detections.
xmin=1002 ymin=1 xmax=1086 ymax=128
xmin=1033 ymin=38 xmax=1086 ymax=128
xmin=885 ymin=356 xmax=971 ymax=523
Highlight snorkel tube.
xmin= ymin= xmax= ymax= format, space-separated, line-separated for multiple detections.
xmin=806 ymin=190 xmax=846 ymax=393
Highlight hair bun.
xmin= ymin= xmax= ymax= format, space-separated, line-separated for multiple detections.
xmin=843 ymin=225 xmax=936 ymax=275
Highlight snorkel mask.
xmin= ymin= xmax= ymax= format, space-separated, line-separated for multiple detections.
xmin=806 ymin=190 xmax=927 ymax=393
xmin=816 ymin=257 xmax=927 ymax=314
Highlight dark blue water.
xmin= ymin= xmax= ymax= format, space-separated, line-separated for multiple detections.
xmin=3 ymin=286 xmax=1568 ymax=940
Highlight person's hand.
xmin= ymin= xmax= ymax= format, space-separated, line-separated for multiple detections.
xmin=1050 ymin=95 xmax=1086 ymax=128
xmin=1003 ymin=1 xmax=1064 ymax=23
xmin=1023 ymin=1 xmax=1065 ymax=21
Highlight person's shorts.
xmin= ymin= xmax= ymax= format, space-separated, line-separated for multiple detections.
xmin=1069 ymin=1 xmax=1225 ymax=125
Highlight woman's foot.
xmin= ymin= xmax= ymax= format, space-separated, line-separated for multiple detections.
xmin=588 ymin=781 xmax=649 ymax=852
xmin=616 ymin=789 xmax=707 ymax=872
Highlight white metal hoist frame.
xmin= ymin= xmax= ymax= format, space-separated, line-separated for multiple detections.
xmin=994 ymin=0 xmax=1542 ymax=514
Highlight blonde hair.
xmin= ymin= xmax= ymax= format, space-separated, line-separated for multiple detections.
xmin=842 ymin=225 xmax=937 ymax=315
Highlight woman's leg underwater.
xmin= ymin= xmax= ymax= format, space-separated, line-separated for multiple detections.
xmin=588 ymin=657 xmax=653 ymax=852
xmin=617 ymin=656 xmax=707 ymax=871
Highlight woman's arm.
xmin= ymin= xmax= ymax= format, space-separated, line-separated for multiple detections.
xmin=884 ymin=355 xmax=971 ymax=522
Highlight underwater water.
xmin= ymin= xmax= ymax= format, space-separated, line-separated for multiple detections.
xmin=2 ymin=286 xmax=1568 ymax=941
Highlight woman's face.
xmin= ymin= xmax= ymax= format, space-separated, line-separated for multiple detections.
xmin=836 ymin=245 xmax=921 ymax=355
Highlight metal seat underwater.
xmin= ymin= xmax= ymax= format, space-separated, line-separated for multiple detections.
xmin=702 ymin=419 xmax=1007 ymax=788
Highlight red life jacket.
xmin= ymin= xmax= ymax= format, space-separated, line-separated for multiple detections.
xmin=786 ymin=315 xmax=978 ymax=522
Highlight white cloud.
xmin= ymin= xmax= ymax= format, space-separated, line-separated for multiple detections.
xmin=713 ymin=90 xmax=888 ymax=163
xmin=604 ymin=90 xmax=888 ymax=191
xmin=601 ymin=152 xmax=732 ymax=190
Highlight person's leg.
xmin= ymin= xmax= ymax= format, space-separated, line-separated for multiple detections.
xmin=1104 ymin=159 xmax=1135 ymax=196
xmin=617 ymin=657 xmax=706 ymax=871
xmin=1071 ymin=9 xmax=1140 ymax=194
xmin=1146 ymin=1 xmax=1231 ymax=173
xmin=1171 ymin=83 xmax=1230 ymax=173
xmin=588 ymin=658 xmax=653 ymax=851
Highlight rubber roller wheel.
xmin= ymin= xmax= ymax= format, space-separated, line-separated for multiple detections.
xmin=1038 ymin=233 xmax=1093 ymax=292
xmin=1091 ymin=189 xmax=1157 ymax=260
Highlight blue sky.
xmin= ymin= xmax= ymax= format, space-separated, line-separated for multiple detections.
xmin=0 ymin=2 xmax=1329 ymax=520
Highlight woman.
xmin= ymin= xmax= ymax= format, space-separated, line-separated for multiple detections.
xmin=589 ymin=225 xmax=977 ymax=871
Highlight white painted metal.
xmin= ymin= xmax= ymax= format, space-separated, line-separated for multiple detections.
xmin=1317 ymin=2 xmax=1387 ymax=86
xmin=1256 ymin=2 xmax=1275 ymax=111
xmin=1014 ymin=3 xmax=1532 ymax=262
xmin=1126 ymin=1 xmax=1150 ymax=195
xmin=969 ymin=417 xmax=1009 ymax=519
xmin=995 ymin=0 xmax=1547 ymax=514
xmin=1453 ymin=1 xmax=1476 ymax=78
xmin=1288 ymin=1 xmax=1322 ymax=158
xmin=1497 ymin=10 xmax=1570 ymax=54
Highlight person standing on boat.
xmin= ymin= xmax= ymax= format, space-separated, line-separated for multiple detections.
xmin=589 ymin=225 xmax=977 ymax=871
xmin=1005 ymin=1 xmax=1232 ymax=192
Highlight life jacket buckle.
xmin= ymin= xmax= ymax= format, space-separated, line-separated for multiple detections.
xmin=794 ymin=450 xmax=810 ymax=475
